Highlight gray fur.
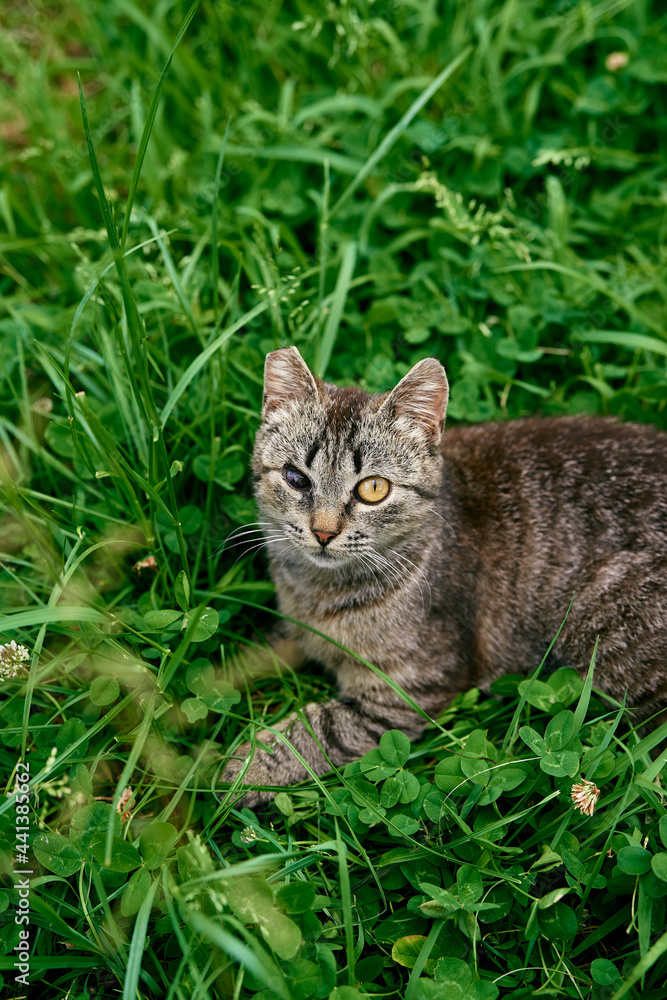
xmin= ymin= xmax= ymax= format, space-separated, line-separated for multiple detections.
xmin=223 ymin=347 xmax=667 ymax=803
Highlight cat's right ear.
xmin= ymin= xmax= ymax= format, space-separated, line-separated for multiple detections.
xmin=262 ymin=347 xmax=318 ymax=417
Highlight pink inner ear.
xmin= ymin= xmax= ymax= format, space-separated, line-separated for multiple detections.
xmin=263 ymin=347 xmax=317 ymax=414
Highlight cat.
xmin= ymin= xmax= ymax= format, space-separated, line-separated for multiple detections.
xmin=222 ymin=346 xmax=667 ymax=803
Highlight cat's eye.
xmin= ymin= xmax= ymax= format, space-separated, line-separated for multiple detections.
xmin=355 ymin=476 xmax=391 ymax=504
xmin=283 ymin=465 xmax=311 ymax=491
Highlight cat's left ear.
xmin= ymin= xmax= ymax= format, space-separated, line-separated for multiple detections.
xmin=382 ymin=358 xmax=449 ymax=443
xmin=262 ymin=347 xmax=318 ymax=417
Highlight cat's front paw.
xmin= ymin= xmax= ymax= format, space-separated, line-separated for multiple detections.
xmin=218 ymin=710 xmax=334 ymax=806
xmin=219 ymin=738 xmax=285 ymax=807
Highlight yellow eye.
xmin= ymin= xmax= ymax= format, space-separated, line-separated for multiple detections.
xmin=355 ymin=476 xmax=391 ymax=504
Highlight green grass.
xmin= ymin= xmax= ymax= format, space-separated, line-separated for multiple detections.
xmin=1 ymin=0 xmax=667 ymax=997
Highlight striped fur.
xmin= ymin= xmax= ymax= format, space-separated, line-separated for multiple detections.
xmin=222 ymin=348 xmax=667 ymax=803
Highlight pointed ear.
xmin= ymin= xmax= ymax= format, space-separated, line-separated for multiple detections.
xmin=382 ymin=358 xmax=449 ymax=443
xmin=262 ymin=347 xmax=318 ymax=417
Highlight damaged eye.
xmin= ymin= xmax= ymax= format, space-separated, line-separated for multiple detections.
xmin=283 ymin=465 xmax=311 ymax=491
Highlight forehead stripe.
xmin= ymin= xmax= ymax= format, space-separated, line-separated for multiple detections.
xmin=305 ymin=440 xmax=321 ymax=467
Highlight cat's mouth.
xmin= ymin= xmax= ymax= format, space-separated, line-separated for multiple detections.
xmin=313 ymin=546 xmax=336 ymax=560
xmin=303 ymin=546 xmax=343 ymax=568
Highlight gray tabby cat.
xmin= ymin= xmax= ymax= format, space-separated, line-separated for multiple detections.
xmin=223 ymin=346 xmax=667 ymax=802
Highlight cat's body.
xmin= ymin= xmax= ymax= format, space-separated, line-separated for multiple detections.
xmin=223 ymin=348 xmax=667 ymax=801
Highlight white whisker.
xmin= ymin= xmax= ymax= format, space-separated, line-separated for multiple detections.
xmin=226 ymin=534 xmax=289 ymax=571
xmin=222 ymin=524 xmax=277 ymax=542
xmin=369 ymin=548 xmax=404 ymax=588
xmin=425 ymin=506 xmax=453 ymax=532
xmin=273 ymin=535 xmax=301 ymax=573
xmin=365 ymin=549 xmax=400 ymax=594
xmin=216 ymin=522 xmax=280 ymax=556
xmin=221 ymin=532 xmax=286 ymax=554
xmin=387 ymin=546 xmax=431 ymax=590
xmin=355 ymin=552 xmax=381 ymax=589
xmin=227 ymin=521 xmax=278 ymax=538
xmin=227 ymin=540 xmax=270 ymax=569
xmin=386 ymin=546 xmax=432 ymax=611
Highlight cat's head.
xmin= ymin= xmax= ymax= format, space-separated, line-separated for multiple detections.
xmin=252 ymin=347 xmax=448 ymax=572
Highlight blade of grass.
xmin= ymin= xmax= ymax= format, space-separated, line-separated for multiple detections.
xmin=187 ymin=911 xmax=288 ymax=1000
xmin=331 ymin=45 xmax=472 ymax=218
xmin=119 ymin=0 xmax=201 ymax=252
xmin=28 ymin=893 xmax=108 ymax=956
xmin=222 ymin=143 xmax=363 ymax=174
xmin=35 ymin=344 xmax=153 ymax=531
xmin=0 ymin=690 xmax=142 ymax=818
xmin=405 ymin=920 xmax=445 ymax=1000
xmin=20 ymin=534 xmax=88 ymax=759
xmin=0 ymin=607 xmax=108 ymax=631
xmin=499 ymin=262 xmax=666 ymax=338
xmin=78 ymin=75 xmax=153 ymax=430
xmin=161 ymin=299 xmax=268 ymax=425
xmin=576 ymin=776 xmax=637 ymax=920
xmin=314 ymin=240 xmax=357 ymax=377
xmin=79 ymin=77 xmax=193 ymax=588
xmin=105 ymin=689 xmax=157 ymax=865
xmin=630 ymin=720 xmax=667 ymax=761
xmin=142 ymin=212 xmax=204 ymax=346
xmin=572 ymin=637 xmax=598 ymax=733
xmin=317 ymin=158 xmax=330 ymax=313
xmin=63 ymin=230 xmax=172 ymax=471
xmin=570 ymin=905 xmax=630 ymax=958
xmin=610 ymin=928 xmax=667 ymax=1000
xmin=582 ymin=698 xmax=626 ymax=782
xmin=89 ymin=864 xmax=130 ymax=968
xmin=502 ymin=595 xmax=575 ymax=755
xmin=212 ymin=117 xmax=231 ymax=326
xmin=123 ymin=875 xmax=160 ymax=1000
xmin=334 ymin=819 xmax=357 ymax=987
xmin=163 ymin=872 xmax=211 ymax=1000
xmin=574 ymin=329 xmax=667 ymax=357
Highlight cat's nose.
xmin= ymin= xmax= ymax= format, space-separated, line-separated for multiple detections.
xmin=312 ymin=528 xmax=339 ymax=546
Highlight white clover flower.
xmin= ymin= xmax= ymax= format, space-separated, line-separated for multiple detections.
xmin=606 ymin=51 xmax=629 ymax=72
xmin=571 ymin=779 xmax=601 ymax=816
xmin=43 ymin=746 xmax=58 ymax=776
xmin=0 ymin=641 xmax=30 ymax=679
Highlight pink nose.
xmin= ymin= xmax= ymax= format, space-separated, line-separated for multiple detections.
xmin=312 ymin=529 xmax=339 ymax=546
